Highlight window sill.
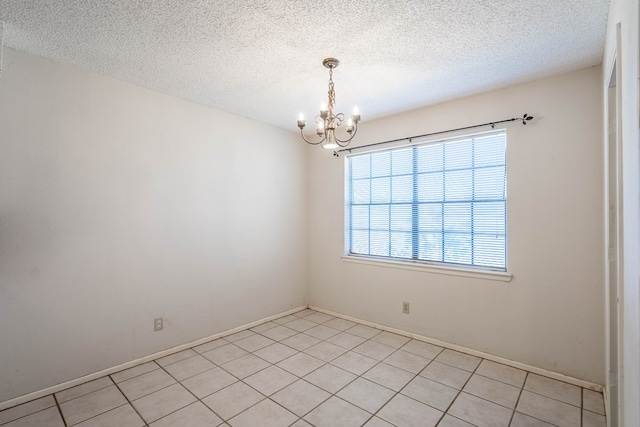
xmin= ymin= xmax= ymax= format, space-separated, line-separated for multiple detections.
xmin=341 ymin=255 xmax=513 ymax=282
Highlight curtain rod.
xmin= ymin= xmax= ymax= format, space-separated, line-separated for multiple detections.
xmin=332 ymin=113 xmax=534 ymax=157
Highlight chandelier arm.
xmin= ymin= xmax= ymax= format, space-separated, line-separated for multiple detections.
xmin=300 ymin=129 xmax=326 ymax=145
xmin=334 ymin=134 xmax=353 ymax=145
xmin=335 ymin=137 xmax=354 ymax=147
xmin=334 ymin=124 xmax=359 ymax=145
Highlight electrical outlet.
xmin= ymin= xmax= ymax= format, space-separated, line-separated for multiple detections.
xmin=402 ymin=302 xmax=410 ymax=314
xmin=154 ymin=317 xmax=163 ymax=331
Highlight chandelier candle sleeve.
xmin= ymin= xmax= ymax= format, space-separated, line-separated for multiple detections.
xmin=297 ymin=58 xmax=361 ymax=149
xmin=351 ymin=106 xmax=360 ymax=126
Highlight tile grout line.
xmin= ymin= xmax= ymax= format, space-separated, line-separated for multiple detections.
xmin=110 ymin=362 xmax=161 ymax=385
xmin=52 ymin=394 xmax=68 ymax=427
xmin=507 ymin=371 xmax=528 ymax=427
xmin=155 ymin=361 xmax=228 ymax=425
xmin=445 ymin=370 xmax=528 ymax=412
xmin=266 ymin=381 xmax=325 ymax=424
xmin=520 ymin=388 xmax=585 ymax=410
xmin=472 ymin=369 xmax=526 ymax=390
xmin=438 ymin=413 xmax=477 ymax=427
xmin=0 ymin=404 xmax=63 ymax=427
xmin=377 ymin=346 xmax=446 ymax=422
xmin=55 ymin=384 xmax=135 ymax=427
xmin=583 ymin=407 xmax=607 ymax=416
xmin=581 ymin=387 xmax=584 ymax=427
xmin=435 ymin=353 xmax=483 ymax=427
xmin=367 ymin=357 xmax=436 ymax=426
xmin=203 ymin=368 xmax=288 ymax=423
xmin=109 ymin=377 xmax=150 ymax=427
xmin=510 ymin=386 xmax=570 ymax=426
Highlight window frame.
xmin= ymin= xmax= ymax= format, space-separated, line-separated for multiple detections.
xmin=343 ymin=129 xmax=511 ymax=281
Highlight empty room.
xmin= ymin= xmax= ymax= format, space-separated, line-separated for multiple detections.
xmin=0 ymin=1 xmax=638 ymax=427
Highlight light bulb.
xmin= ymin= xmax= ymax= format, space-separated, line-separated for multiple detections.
xmin=353 ymin=106 xmax=359 ymax=115
xmin=298 ymin=113 xmax=304 ymax=121
xmin=321 ymin=102 xmax=327 ymax=111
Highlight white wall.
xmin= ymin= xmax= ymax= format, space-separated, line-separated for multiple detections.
xmin=308 ymin=66 xmax=605 ymax=384
xmin=602 ymin=0 xmax=640 ymax=425
xmin=0 ymin=48 xmax=308 ymax=404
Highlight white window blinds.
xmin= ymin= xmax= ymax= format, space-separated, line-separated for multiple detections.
xmin=346 ymin=130 xmax=507 ymax=270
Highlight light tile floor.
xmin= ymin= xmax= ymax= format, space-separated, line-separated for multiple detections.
xmin=0 ymin=309 xmax=607 ymax=427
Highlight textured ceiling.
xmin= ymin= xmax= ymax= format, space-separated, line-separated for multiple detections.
xmin=1 ymin=0 xmax=609 ymax=130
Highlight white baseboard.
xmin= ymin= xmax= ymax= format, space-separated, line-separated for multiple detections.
xmin=0 ymin=306 xmax=307 ymax=412
xmin=1 ymin=303 xmax=604 ymax=412
xmin=309 ymin=305 xmax=605 ymax=393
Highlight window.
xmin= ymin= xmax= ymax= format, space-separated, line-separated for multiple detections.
xmin=345 ymin=130 xmax=507 ymax=270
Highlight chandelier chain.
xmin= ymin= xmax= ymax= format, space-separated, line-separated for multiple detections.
xmin=327 ymin=67 xmax=336 ymax=113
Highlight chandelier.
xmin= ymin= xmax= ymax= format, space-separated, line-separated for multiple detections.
xmin=297 ymin=58 xmax=361 ymax=150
